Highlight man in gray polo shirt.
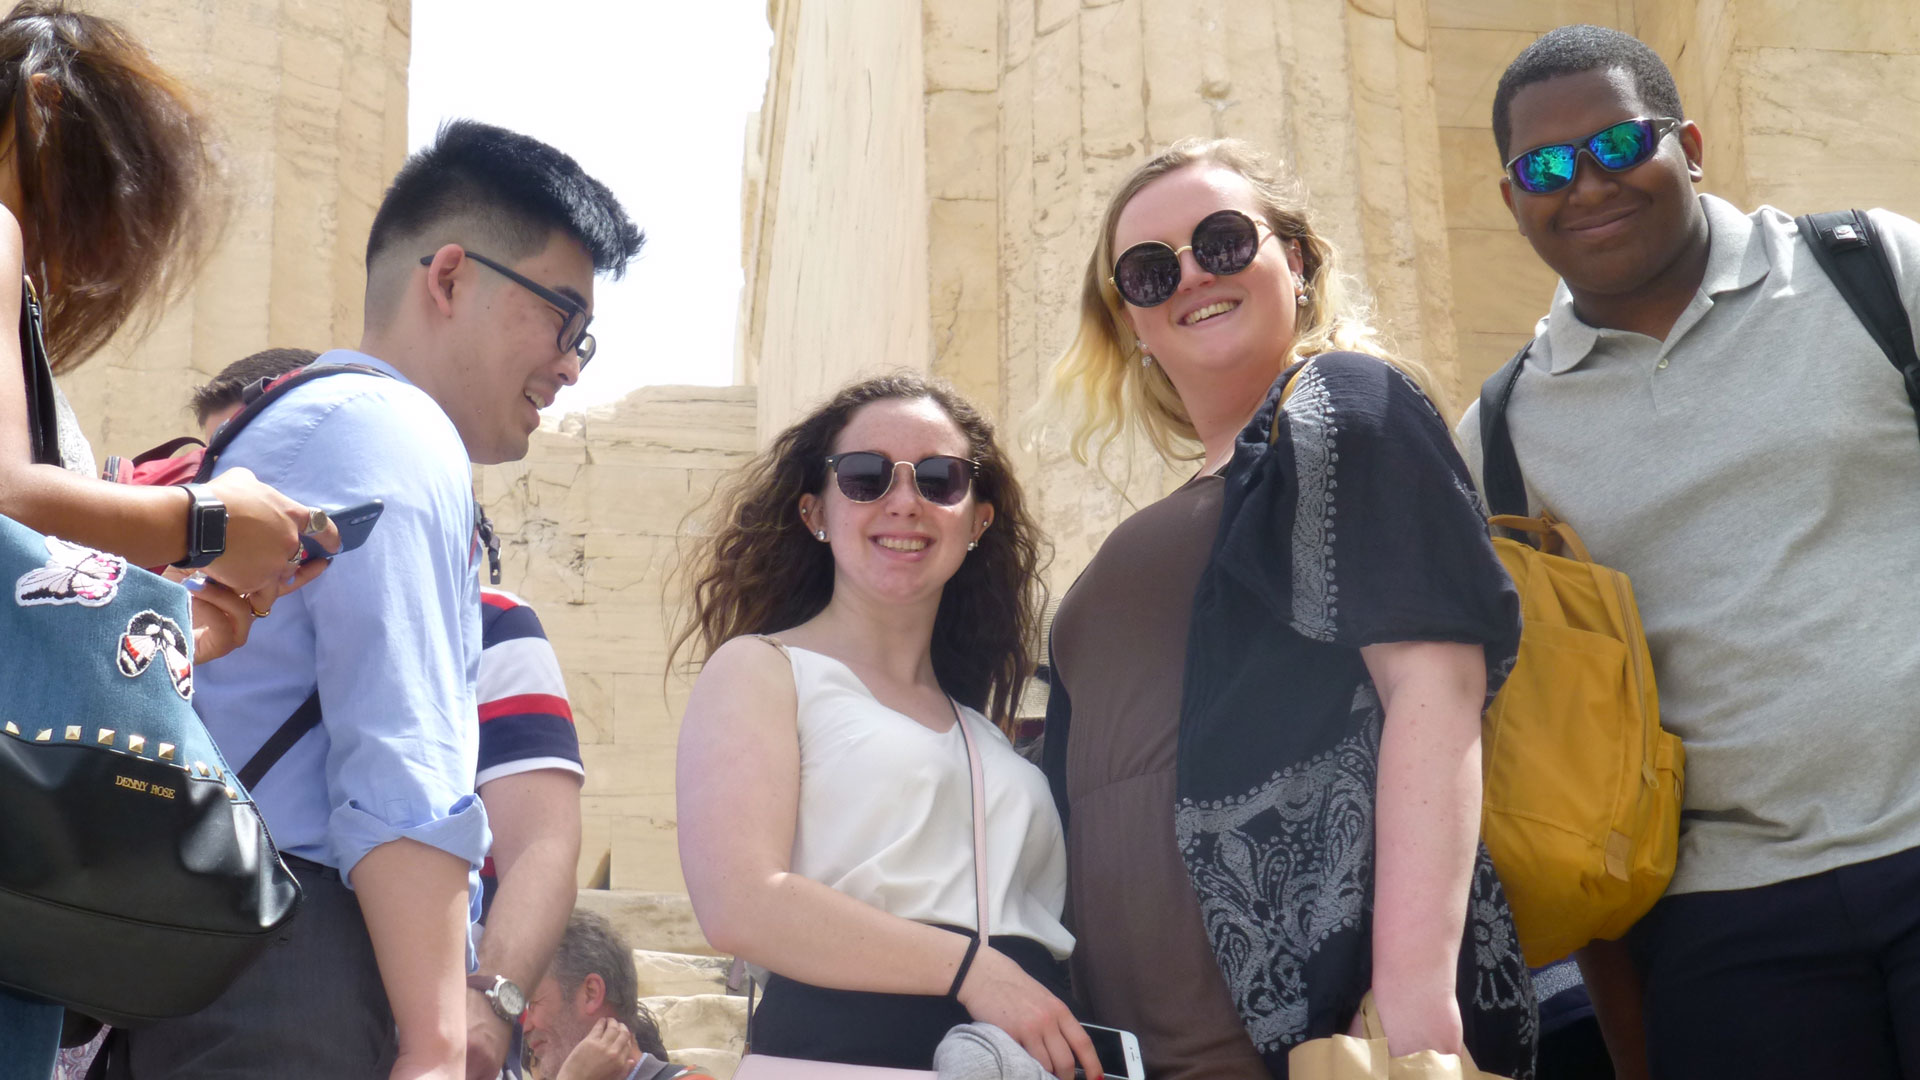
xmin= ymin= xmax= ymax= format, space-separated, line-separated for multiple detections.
xmin=1456 ymin=25 xmax=1920 ymax=1080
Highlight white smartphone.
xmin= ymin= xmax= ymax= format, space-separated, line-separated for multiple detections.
xmin=1077 ymin=1022 xmax=1144 ymax=1079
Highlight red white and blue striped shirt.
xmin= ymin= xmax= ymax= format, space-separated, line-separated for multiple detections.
xmin=478 ymin=588 xmax=583 ymax=786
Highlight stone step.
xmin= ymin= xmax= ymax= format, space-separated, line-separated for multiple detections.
xmin=575 ymin=887 xmax=718 ymax=957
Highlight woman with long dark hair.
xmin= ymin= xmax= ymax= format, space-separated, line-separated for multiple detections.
xmin=674 ymin=373 xmax=1099 ymax=1079
xmin=0 ymin=6 xmax=333 ymax=1074
xmin=1037 ymin=137 xmax=1536 ymax=1078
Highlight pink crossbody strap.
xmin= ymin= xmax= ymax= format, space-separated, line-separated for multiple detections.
xmin=949 ymin=699 xmax=990 ymax=939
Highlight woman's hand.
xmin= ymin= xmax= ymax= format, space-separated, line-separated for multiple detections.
xmin=956 ymin=944 xmax=1101 ymax=1080
xmin=201 ymin=467 xmax=339 ymax=594
xmin=553 ymin=1017 xmax=639 ymax=1080
xmin=176 ymin=555 xmax=327 ymax=663
xmin=1365 ymin=986 xmax=1465 ymax=1058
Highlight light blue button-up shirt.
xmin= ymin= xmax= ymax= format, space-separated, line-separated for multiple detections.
xmin=193 ymin=349 xmax=490 ymax=900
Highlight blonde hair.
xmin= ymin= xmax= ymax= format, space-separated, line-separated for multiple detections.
xmin=1042 ymin=137 xmax=1439 ymax=464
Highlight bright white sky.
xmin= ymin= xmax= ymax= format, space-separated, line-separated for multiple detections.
xmin=407 ymin=1 xmax=774 ymax=413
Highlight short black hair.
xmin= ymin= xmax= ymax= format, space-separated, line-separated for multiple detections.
xmin=189 ymin=346 xmax=317 ymax=426
xmin=1492 ymin=25 xmax=1684 ymax=161
xmin=365 ymin=119 xmax=643 ymax=279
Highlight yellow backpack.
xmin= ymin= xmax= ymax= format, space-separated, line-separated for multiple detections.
xmin=1473 ymin=345 xmax=1684 ymax=966
xmin=1481 ymin=512 xmax=1683 ymax=966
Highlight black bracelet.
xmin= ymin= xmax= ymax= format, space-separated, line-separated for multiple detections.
xmin=947 ymin=934 xmax=982 ymax=999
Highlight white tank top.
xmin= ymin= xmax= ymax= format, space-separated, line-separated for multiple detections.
xmin=780 ymin=644 xmax=1074 ymax=960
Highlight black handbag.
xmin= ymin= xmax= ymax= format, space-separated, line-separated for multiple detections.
xmin=0 ymin=276 xmax=302 ymax=1028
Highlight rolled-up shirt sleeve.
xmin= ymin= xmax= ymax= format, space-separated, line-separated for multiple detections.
xmin=269 ymin=389 xmax=490 ymax=882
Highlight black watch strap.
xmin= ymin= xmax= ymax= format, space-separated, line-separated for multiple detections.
xmin=175 ymin=482 xmax=228 ymax=569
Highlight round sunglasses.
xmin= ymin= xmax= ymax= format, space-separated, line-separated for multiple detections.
xmin=1109 ymin=208 xmax=1274 ymax=308
xmin=825 ymin=451 xmax=980 ymax=506
xmin=1505 ymin=116 xmax=1680 ymax=195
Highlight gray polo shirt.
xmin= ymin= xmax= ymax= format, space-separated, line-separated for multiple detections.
xmin=1457 ymin=194 xmax=1920 ymax=895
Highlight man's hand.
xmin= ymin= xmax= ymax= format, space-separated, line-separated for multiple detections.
xmin=553 ymin=1017 xmax=638 ymax=1080
xmin=464 ymin=992 xmax=512 ymax=1080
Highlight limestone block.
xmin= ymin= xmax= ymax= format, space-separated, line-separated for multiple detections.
xmin=1737 ymin=0 xmax=1920 ymax=53
xmin=612 ymin=813 xmax=686 ymax=893
xmin=580 ymin=468 xmax=696 ymax=538
xmin=579 ymin=814 xmax=612 ymax=887
xmin=583 ymin=745 xmax=678 ymax=800
xmin=1030 ymin=7 xmax=1082 ymax=241
xmin=1441 ymin=127 xmax=1511 ymax=232
xmin=1141 ymin=0 xmax=1220 ymax=145
xmin=1216 ymin=0 xmax=1287 ymax=148
xmin=1282 ymin=0 xmax=1365 ymax=276
xmin=1079 ymin=0 xmax=1147 ymax=162
xmin=1007 ymin=0 xmax=1035 ymax=70
xmin=1429 ymin=28 xmax=1534 ymax=130
xmin=675 ymin=1049 xmax=741 ymax=1080
xmin=928 ymin=197 xmax=1003 ymax=410
xmin=925 ymin=0 xmax=1000 ymax=91
xmin=633 ymin=949 xmax=732 ymax=998
xmin=927 ymin=90 xmax=1001 ymax=200
xmin=1741 ymin=47 xmax=1920 ymax=214
xmin=1037 ymin=0 xmax=1078 ymax=36
xmin=1446 ymin=228 xmax=1559 ymax=338
xmin=1457 ymin=331 xmax=1534 ymax=400
xmin=642 ymin=994 xmax=747 ymax=1058
xmin=567 ymin=671 xmax=616 ymax=746
xmin=575 ymin=888 xmax=717 ymax=956
xmin=614 ymin=670 xmax=690 ymax=753
xmin=1426 ymin=0 xmax=1625 ymax=32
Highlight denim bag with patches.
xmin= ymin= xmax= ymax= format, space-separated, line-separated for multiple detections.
xmin=0 ymin=515 xmax=302 ymax=1027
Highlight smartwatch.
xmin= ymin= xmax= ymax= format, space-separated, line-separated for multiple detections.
xmin=467 ymin=973 xmax=527 ymax=1023
xmin=175 ymin=483 xmax=228 ymax=569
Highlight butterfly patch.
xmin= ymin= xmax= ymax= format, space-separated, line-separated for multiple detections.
xmin=117 ymin=609 xmax=193 ymax=700
xmin=15 ymin=536 xmax=127 ymax=608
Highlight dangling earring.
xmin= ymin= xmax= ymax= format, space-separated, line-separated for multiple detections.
xmin=967 ymin=539 xmax=978 ymax=552
xmin=1137 ymin=340 xmax=1153 ymax=368
xmin=814 ymin=529 xmax=827 ymax=542
xmin=1294 ymin=281 xmax=1312 ymax=307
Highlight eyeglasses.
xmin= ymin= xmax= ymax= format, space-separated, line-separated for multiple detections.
xmin=419 ymin=251 xmax=597 ymax=368
xmin=1108 ymin=209 xmax=1274 ymax=308
xmin=825 ymin=451 xmax=980 ymax=506
xmin=1505 ymin=117 xmax=1681 ymax=195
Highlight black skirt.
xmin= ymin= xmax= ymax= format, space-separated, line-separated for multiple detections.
xmin=750 ymin=929 xmax=1074 ymax=1070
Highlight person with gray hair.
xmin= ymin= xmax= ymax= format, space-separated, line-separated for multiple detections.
xmin=520 ymin=911 xmax=716 ymax=1080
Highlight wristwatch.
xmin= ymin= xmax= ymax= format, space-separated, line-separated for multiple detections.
xmin=175 ymin=483 xmax=228 ymax=569
xmin=467 ymin=973 xmax=528 ymax=1023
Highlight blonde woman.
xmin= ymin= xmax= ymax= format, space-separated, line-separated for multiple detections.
xmin=1038 ymin=138 xmax=1536 ymax=1078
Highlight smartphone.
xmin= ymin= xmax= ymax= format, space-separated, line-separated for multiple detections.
xmin=299 ymin=499 xmax=384 ymax=562
xmin=1077 ymin=1023 xmax=1144 ymax=1080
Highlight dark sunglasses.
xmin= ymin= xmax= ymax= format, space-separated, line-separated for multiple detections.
xmin=825 ymin=451 xmax=980 ymax=506
xmin=419 ymin=251 xmax=598 ymax=368
xmin=1109 ymin=209 xmax=1274 ymax=308
xmin=1505 ymin=117 xmax=1681 ymax=195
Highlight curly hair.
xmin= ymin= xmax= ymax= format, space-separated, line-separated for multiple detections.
xmin=673 ymin=372 xmax=1047 ymax=730
xmin=0 ymin=2 xmax=221 ymax=373
xmin=1041 ymin=137 xmax=1440 ymax=465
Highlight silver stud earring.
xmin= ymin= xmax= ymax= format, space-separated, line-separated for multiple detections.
xmin=1137 ymin=339 xmax=1153 ymax=367
xmin=967 ymin=540 xmax=978 ymax=552
xmin=814 ymin=529 xmax=827 ymax=542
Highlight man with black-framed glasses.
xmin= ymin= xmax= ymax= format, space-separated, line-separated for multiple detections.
xmin=120 ymin=120 xmax=643 ymax=1080
xmin=1455 ymin=25 xmax=1920 ymax=1080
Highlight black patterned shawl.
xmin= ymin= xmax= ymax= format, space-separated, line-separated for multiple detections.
xmin=1177 ymin=353 xmax=1537 ymax=1078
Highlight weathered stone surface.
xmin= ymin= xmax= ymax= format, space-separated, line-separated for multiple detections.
xmin=642 ymin=993 xmax=748 ymax=1058
xmin=1446 ymin=228 xmax=1560 ymax=338
xmin=1427 ymin=0 xmax=1625 ymax=32
xmin=574 ymin=889 xmax=717 ymax=956
xmin=924 ymin=0 xmax=999 ymax=91
xmin=1741 ymin=47 xmax=1920 ymax=213
xmin=633 ymin=948 xmax=733 ymax=998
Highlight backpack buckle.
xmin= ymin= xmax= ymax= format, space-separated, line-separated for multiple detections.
xmin=1828 ymin=222 xmax=1867 ymax=248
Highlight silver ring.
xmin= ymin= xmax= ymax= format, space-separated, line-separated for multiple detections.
xmin=303 ymin=508 xmax=330 ymax=536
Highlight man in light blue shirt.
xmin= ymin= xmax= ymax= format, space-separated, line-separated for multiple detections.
xmin=120 ymin=121 xmax=642 ymax=1080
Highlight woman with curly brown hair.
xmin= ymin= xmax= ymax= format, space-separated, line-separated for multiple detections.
xmin=674 ymin=373 xmax=1100 ymax=1079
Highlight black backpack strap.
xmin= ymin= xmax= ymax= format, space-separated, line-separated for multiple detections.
xmin=236 ymin=690 xmax=322 ymax=790
xmin=19 ymin=277 xmax=60 ymax=466
xmin=1796 ymin=209 xmax=1920 ymax=440
xmin=194 ymin=362 xmax=392 ymax=482
xmin=1477 ymin=341 xmax=1534 ymax=519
